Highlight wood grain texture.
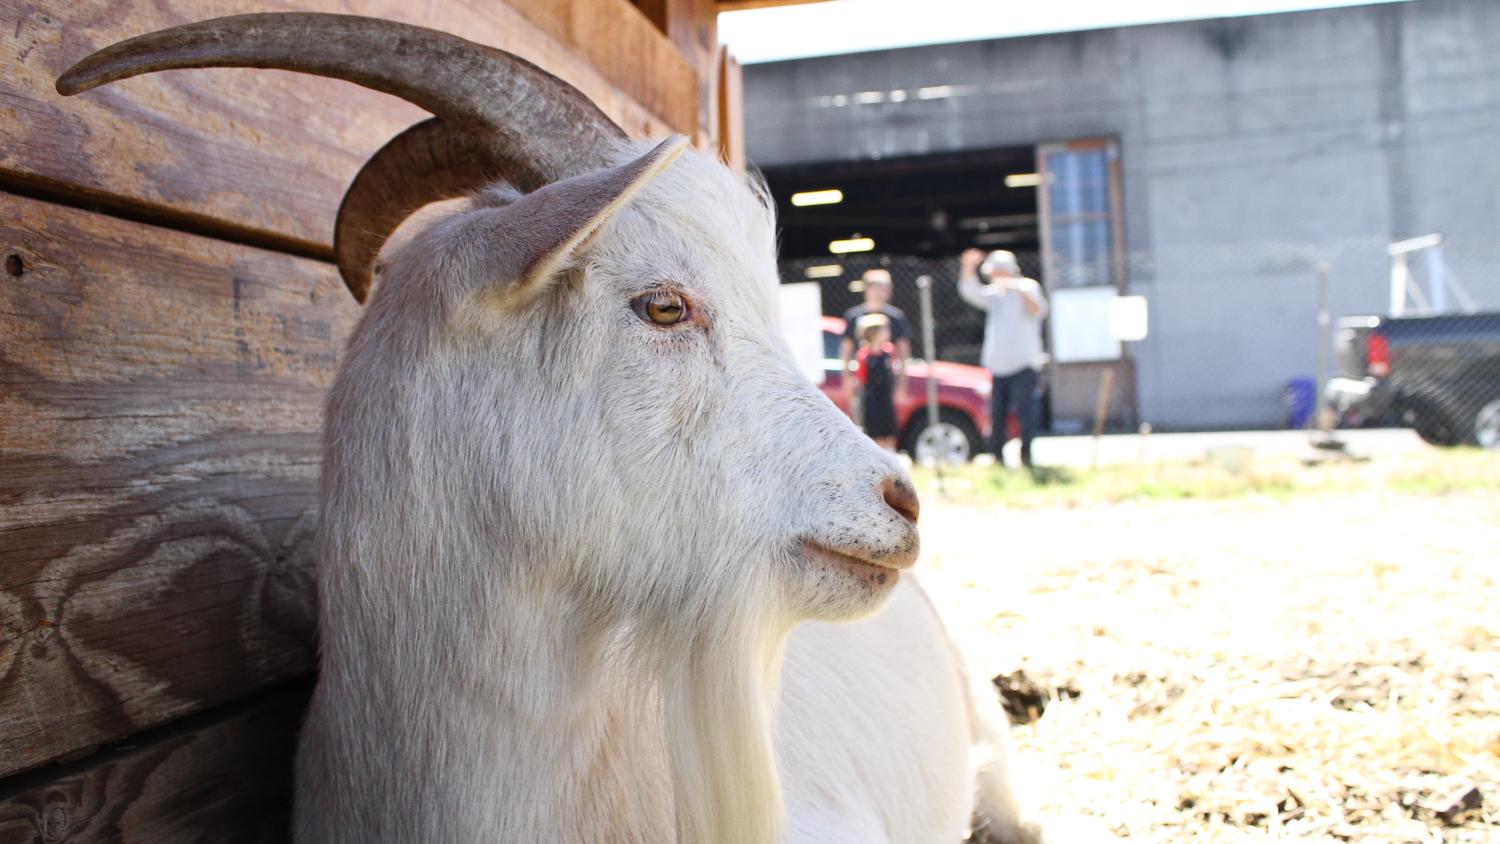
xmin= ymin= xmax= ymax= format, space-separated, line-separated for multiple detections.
xmin=718 ymin=46 xmax=746 ymax=175
xmin=0 ymin=191 xmax=357 ymax=779
xmin=500 ymin=0 xmax=699 ymax=134
xmin=0 ymin=682 xmax=309 ymax=844
xmin=716 ymin=0 xmax=829 ymax=10
xmin=1 ymin=0 xmax=686 ymax=258
xmin=628 ymin=0 xmax=721 ymax=145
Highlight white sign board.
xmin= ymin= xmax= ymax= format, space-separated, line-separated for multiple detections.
xmin=1109 ymin=295 xmax=1149 ymax=342
xmin=778 ymin=282 xmax=825 ymax=385
xmin=1049 ymin=285 xmax=1121 ymax=363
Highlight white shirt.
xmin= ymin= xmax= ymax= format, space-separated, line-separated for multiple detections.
xmin=957 ymin=275 xmax=1049 ymax=377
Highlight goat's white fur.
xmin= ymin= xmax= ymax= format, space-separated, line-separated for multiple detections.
xmin=294 ymin=138 xmax=1036 ymax=843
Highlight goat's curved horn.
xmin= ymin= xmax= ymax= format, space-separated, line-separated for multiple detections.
xmin=57 ymin=12 xmax=627 ymax=302
xmin=334 ymin=118 xmax=545 ymax=303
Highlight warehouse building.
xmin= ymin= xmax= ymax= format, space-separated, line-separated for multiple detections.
xmin=745 ymin=0 xmax=1500 ymax=429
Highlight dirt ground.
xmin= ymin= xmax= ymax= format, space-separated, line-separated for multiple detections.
xmin=916 ymin=457 xmax=1500 ymax=842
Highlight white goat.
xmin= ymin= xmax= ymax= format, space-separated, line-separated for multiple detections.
xmin=60 ymin=14 xmax=1040 ymax=844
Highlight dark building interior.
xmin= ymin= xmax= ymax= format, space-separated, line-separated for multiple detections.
xmin=757 ymin=144 xmax=1041 ymax=261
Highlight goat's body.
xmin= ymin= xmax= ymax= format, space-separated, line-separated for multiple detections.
xmin=779 ymin=576 xmax=977 ymax=843
xmin=295 ymin=571 xmax=992 ymax=844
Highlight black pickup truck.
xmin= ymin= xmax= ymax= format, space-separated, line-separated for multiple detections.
xmin=1327 ymin=312 xmax=1500 ymax=448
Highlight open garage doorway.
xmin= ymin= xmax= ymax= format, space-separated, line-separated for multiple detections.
xmin=761 ymin=138 xmax=1138 ymax=434
xmin=764 ymin=145 xmax=1042 ymax=262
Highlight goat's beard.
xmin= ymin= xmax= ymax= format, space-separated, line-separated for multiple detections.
xmin=650 ymin=584 xmax=791 ymax=844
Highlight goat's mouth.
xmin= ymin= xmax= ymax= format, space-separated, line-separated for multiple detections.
xmin=797 ymin=539 xmax=914 ymax=586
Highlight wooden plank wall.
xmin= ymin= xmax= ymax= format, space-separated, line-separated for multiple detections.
xmin=1 ymin=0 xmax=702 ymax=257
xmin=632 ymin=0 xmax=722 ymax=146
xmin=0 ymin=0 xmax=731 ymax=839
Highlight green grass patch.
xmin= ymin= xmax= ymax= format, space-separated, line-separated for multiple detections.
xmin=912 ymin=447 xmax=1500 ymax=508
xmin=1385 ymin=447 xmax=1500 ymax=496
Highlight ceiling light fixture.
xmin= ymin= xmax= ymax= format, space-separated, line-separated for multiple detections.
xmin=804 ymin=264 xmax=844 ymax=278
xmin=791 ymin=189 xmax=844 ymax=207
xmin=829 ymin=237 xmax=875 ymax=254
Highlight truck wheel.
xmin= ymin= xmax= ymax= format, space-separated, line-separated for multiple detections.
xmin=1474 ymin=398 xmax=1500 ymax=450
xmin=1406 ymin=398 xmax=1461 ymax=447
xmin=903 ymin=408 xmax=983 ymax=465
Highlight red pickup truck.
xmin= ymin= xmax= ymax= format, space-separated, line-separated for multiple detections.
xmin=819 ymin=316 xmax=997 ymax=462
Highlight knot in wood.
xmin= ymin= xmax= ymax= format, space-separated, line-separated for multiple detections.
xmin=42 ymin=805 xmax=71 ymax=840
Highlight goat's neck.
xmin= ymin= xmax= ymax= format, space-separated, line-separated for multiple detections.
xmin=378 ymin=564 xmax=789 ymax=843
xmin=456 ymin=574 xmax=675 ymax=841
xmin=468 ymin=566 xmax=792 ymax=844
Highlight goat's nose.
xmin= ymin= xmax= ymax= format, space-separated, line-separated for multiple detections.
xmin=881 ymin=476 xmax=920 ymax=524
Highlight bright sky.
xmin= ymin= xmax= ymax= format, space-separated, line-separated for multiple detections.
xmin=720 ymin=0 xmax=1407 ymax=64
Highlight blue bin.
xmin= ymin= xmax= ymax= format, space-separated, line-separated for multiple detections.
xmin=1285 ymin=377 xmax=1316 ymax=429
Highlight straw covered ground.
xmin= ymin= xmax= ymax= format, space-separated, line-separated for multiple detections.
xmin=916 ymin=447 xmax=1500 ymax=842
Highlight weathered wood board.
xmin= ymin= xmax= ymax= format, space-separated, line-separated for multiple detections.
xmin=716 ymin=0 xmax=825 ymax=10
xmin=503 ymin=0 xmax=700 ymax=133
xmin=0 ymin=190 xmax=355 ymax=780
xmin=718 ymin=47 xmax=746 ymax=173
xmin=1 ymin=0 xmax=688 ymax=259
xmin=622 ymin=0 xmax=723 ymax=144
xmin=0 ymin=682 xmax=309 ymax=843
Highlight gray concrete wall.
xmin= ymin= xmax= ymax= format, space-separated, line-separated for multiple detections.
xmin=744 ymin=0 xmax=1500 ymax=429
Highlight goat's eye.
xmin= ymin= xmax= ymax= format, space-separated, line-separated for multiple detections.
xmin=635 ymin=290 xmax=688 ymax=326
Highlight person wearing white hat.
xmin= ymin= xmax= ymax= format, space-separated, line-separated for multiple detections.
xmin=958 ymin=248 xmax=1049 ymax=468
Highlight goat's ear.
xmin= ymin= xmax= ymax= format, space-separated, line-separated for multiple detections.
xmin=476 ymin=136 xmax=689 ymax=305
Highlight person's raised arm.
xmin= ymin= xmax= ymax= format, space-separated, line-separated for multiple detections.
xmin=1016 ymin=279 xmax=1049 ymax=318
xmin=956 ymin=248 xmax=992 ymax=310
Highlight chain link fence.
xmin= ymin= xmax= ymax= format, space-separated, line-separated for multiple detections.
xmin=781 ymin=240 xmax=1500 ymax=462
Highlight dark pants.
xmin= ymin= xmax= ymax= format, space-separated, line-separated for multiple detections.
xmin=991 ymin=368 xmax=1040 ymax=467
